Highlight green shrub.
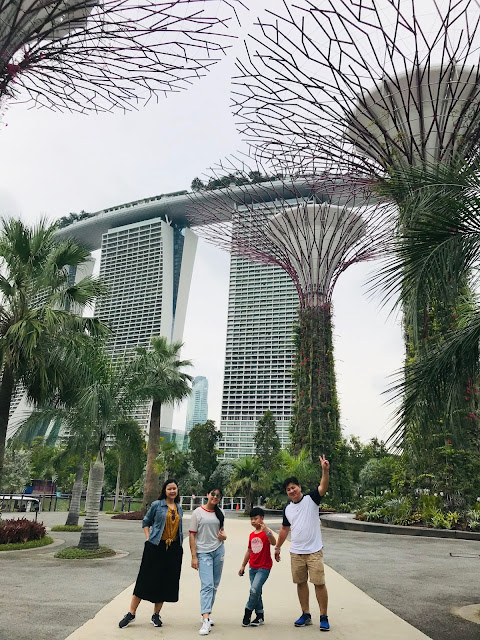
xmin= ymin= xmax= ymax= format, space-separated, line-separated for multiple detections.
xmin=430 ymin=509 xmax=449 ymax=529
xmin=264 ymin=497 xmax=284 ymax=510
xmin=361 ymin=495 xmax=387 ymax=511
xmin=418 ymin=494 xmax=443 ymax=524
xmin=51 ymin=525 xmax=82 ymax=532
xmin=0 ymin=518 xmax=46 ymax=544
xmin=363 ymin=510 xmax=382 ymax=522
xmin=467 ymin=510 xmax=480 ymax=530
xmin=111 ymin=510 xmax=144 ymax=520
xmin=381 ymin=498 xmax=414 ymax=525
xmin=337 ymin=503 xmax=353 ymax=513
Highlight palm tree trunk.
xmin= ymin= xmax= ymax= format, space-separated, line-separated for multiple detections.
xmin=78 ymin=455 xmax=104 ymax=550
xmin=66 ymin=459 xmax=84 ymax=526
xmin=0 ymin=366 xmax=15 ymax=490
xmin=114 ymin=458 xmax=121 ymax=511
xmin=143 ymin=401 xmax=161 ymax=511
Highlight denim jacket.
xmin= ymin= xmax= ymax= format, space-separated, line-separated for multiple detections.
xmin=142 ymin=499 xmax=184 ymax=546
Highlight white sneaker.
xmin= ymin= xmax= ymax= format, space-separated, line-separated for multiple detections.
xmin=199 ymin=619 xmax=211 ymax=635
xmin=209 ymin=617 xmax=214 ymax=627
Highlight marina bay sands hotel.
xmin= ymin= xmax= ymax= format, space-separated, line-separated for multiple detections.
xmin=37 ymin=185 xmax=314 ymax=457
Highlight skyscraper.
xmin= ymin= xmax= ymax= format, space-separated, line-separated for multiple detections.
xmin=219 ymin=256 xmax=297 ymax=458
xmin=185 ymin=376 xmax=209 ymax=434
xmin=94 ymin=217 xmax=197 ymax=433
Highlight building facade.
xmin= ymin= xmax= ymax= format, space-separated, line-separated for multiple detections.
xmin=94 ymin=217 xmax=197 ymax=433
xmin=185 ymin=376 xmax=209 ymax=434
xmin=219 ymin=255 xmax=298 ymax=458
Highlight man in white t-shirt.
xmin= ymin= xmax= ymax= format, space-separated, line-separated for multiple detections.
xmin=274 ymin=455 xmax=330 ymax=632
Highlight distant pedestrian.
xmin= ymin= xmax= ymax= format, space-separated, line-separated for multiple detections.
xmin=189 ymin=487 xmax=227 ymax=636
xmin=118 ymin=478 xmax=184 ymax=629
xmin=238 ymin=506 xmax=276 ymax=627
xmin=274 ymin=455 xmax=331 ymax=632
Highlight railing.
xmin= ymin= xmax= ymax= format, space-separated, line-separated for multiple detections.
xmin=0 ymin=493 xmax=246 ymax=517
xmin=179 ymin=496 xmax=245 ymax=512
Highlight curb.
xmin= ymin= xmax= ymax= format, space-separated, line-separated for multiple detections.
xmin=320 ymin=514 xmax=480 ymax=540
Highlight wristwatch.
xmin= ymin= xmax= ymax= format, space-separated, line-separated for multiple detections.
xmin=266 ymin=530 xmax=272 ymax=536
xmin=275 ymin=546 xmax=281 ymax=551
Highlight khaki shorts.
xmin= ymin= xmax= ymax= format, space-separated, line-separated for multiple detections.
xmin=290 ymin=549 xmax=325 ymax=585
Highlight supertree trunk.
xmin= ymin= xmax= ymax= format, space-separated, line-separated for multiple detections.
xmin=291 ymin=304 xmax=340 ymax=464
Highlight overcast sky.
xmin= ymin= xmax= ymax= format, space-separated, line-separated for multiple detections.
xmin=0 ymin=0 xmax=405 ymax=444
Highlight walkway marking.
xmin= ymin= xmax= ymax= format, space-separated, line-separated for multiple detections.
xmin=65 ymin=518 xmax=431 ymax=640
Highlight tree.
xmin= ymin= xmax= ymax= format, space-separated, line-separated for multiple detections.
xmin=208 ymin=460 xmax=235 ymax=494
xmin=28 ymin=437 xmax=58 ymax=481
xmin=188 ymin=163 xmax=386 ymax=463
xmin=228 ymin=457 xmax=263 ymax=513
xmin=129 ymin=337 xmax=192 ymax=510
xmin=2 ymin=445 xmax=31 ymax=493
xmin=155 ymin=440 xmax=189 ymax=486
xmin=178 ymin=461 xmax=204 ymax=496
xmin=107 ymin=418 xmax=145 ymax=511
xmin=0 ymin=0 xmax=244 ymax=113
xmin=254 ymin=410 xmax=280 ymax=469
xmin=0 ymin=218 xmax=104 ymax=489
xmin=188 ymin=420 xmax=222 ymax=486
xmin=359 ymin=458 xmax=398 ymax=496
xmin=191 ymin=178 xmax=206 ymax=192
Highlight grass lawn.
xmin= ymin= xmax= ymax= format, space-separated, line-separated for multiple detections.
xmin=55 ymin=546 xmax=116 ymax=559
xmin=0 ymin=536 xmax=54 ymax=551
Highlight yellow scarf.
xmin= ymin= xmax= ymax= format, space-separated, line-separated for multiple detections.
xmin=161 ymin=506 xmax=180 ymax=549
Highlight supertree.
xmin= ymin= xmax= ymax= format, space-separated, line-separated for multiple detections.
xmin=0 ymin=0 xmax=245 ymax=114
xmin=187 ymin=160 xmax=389 ymax=464
xmin=231 ymin=0 xmax=480 ymax=462
xmin=232 ymin=0 xmax=480 ymax=175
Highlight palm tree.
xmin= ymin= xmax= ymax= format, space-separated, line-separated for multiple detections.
xmin=0 ymin=218 xmax=104 ymax=488
xmin=130 ymin=337 xmax=192 ymax=510
xmin=376 ymin=161 xmax=480 ymax=437
xmin=228 ymin=457 xmax=264 ymax=513
xmin=375 ymin=160 xmax=480 ymax=492
xmin=22 ymin=343 xmax=138 ymax=548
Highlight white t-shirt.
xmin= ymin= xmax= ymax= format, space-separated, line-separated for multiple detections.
xmin=189 ymin=506 xmax=224 ymax=553
xmin=282 ymin=488 xmax=323 ymax=554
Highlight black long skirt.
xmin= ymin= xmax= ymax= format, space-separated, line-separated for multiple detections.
xmin=133 ymin=539 xmax=183 ymax=603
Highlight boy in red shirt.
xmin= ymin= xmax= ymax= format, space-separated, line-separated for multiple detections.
xmin=238 ymin=507 xmax=277 ymax=627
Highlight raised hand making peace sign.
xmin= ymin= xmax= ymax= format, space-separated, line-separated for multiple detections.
xmin=319 ymin=454 xmax=330 ymax=471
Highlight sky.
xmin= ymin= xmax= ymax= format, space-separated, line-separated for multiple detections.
xmin=0 ymin=0 xmax=405 ymax=444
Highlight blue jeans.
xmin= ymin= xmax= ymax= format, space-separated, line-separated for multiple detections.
xmin=198 ymin=545 xmax=225 ymax=614
xmin=246 ymin=567 xmax=270 ymax=613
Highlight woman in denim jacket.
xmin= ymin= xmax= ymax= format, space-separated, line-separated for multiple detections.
xmin=118 ymin=478 xmax=184 ymax=629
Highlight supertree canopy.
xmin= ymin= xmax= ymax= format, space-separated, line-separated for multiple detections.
xmin=232 ymin=0 xmax=480 ymax=175
xmin=187 ymin=162 xmax=389 ymax=462
xmin=231 ymin=0 xmax=480 ymax=459
xmin=0 ymin=0 xmax=245 ymax=112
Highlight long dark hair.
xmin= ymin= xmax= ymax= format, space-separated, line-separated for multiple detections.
xmin=159 ymin=478 xmax=180 ymax=503
xmin=207 ymin=487 xmax=224 ymax=528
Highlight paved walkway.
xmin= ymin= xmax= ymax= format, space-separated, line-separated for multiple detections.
xmin=65 ymin=517 xmax=431 ymax=640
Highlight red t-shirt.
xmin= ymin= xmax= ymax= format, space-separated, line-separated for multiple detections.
xmin=248 ymin=530 xmax=272 ymax=570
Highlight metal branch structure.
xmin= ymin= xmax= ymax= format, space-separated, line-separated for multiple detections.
xmin=187 ymin=160 xmax=390 ymax=462
xmin=0 ymin=0 xmax=245 ymax=113
xmin=232 ymin=0 xmax=480 ymax=176
xmin=231 ymin=0 xmax=480 ymax=465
